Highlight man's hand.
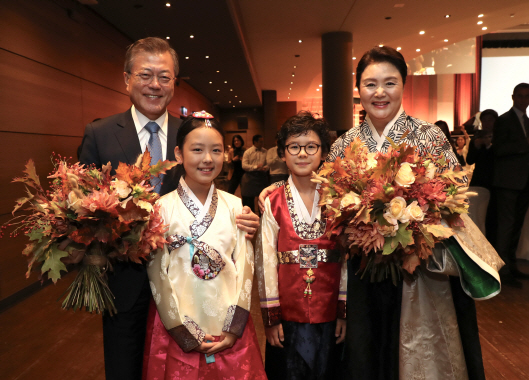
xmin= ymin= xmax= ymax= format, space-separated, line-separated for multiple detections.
xmin=265 ymin=324 xmax=284 ymax=348
xmin=335 ymin=319 xmax=346 ymax=344
xmin=258 ymin=184 xmax=279 ymax=213
xmin=205 ymin=332 xmax=237 ymax=355
xmin=192 ymin=334 xmax=218 ymax=353
xmin=236 ymin=206 xmax=259 ymax=239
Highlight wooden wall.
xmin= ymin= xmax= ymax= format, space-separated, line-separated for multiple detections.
xmin=0 ymin=0 xmax=213 ymax=303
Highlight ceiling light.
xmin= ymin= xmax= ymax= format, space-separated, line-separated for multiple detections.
xmin=477 ymin=21 xmax=483 ymax=25
xmin=217 ymin=89 xmax=220 ymax=91
xmin=511 ymin=14 xmax=515 ymax=17
xmin=190 ymin=35 xmax=194 ymax=38
xmin=291 ymin=82 xmax=293 ymax=84
xmin=319 ymin=84 xmax=322 ymax=87
xmin=233 ymin=105 xmax=235 ymax=107
xmin=166 ymin=36 xmax=170 ymax=40
xmin=482 ymin=26 xmax=487 ymax=30
xmin=239 ymin=101 xmax=242 ymax=103
xmin=294 ymin=66 xmax=297 ymax=68
xmin=289 ymin=88 xmax=291 ymax=90
xmin=478 ymin=14 xmax=484 ymax=18
xmin=298 ymin=39 xmax=302 ymax=43
xmin=416 ymin=48 xmax=421 ymax=52
xmin=444 ymin=39 xmax=448 ymax=42
xmin=166 ymin=3 xmax=171 ymax=7
xmin=396 ymin=47 xmax=401 ymax=51
xmin=288 ymin=97 xmax=290 ymax=99
xmin=185 ymin=56 xmax=189 ymax=59
xmin=216 ymin=70 xmax=220 ymax=73
xmin=353 ymin=57 xmax=356 ymax=60
xmin=316 ymin=89 xmax=320 ymax=91
xmin=209 ymin=81 xmax=212 ymax=84
xmin=224 ymin=81 xmax=227 ymax=83
xmin=288 ymin=93 xmax=290 ymax=95
xmin=235 ymin=95 xmax=238 ymax=97
xmin=205 ymin=56 xmax=209 ymax=58
xmin=292 ymin=74 xmax=295 ymax=77
xmin=229 ymin=101 xmax=231 ymax=103
xmin=419 ymin=31 xmax=425 ymax=35
xmin=379 ymin=44 xmax=383 ymax=47
xmin=230 ymin=89 xmax=233 ymax=91
xmin=445 ymin=14 xmax=450 ymax=18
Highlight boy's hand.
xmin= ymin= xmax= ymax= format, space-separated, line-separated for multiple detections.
xmin=205 ymin=332 xmax=238 ymax=355
xmin=236 ymin=206 xmax=259 ymax=239
xmin=258 ymin=184 xmax=279 ymax=213
xmin=335 ymin=318 xmax=346 ymax=344
xmin=265 ymin=324 xmax=284 ymax=348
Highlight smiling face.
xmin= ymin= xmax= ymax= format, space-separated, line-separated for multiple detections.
xmin=175 ymin=127 xmax=224 ymax=193
xmin=124 ymin=51 xmax=175 ymax=120
xmin=359 ymin=62 xmax=404 ymax=133
xmin=281 ymin=131 xmax=323 ymax=178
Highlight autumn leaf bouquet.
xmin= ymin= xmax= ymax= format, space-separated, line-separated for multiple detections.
xmin=313 ymin=137 xmax=470 ymax=284
xmin=4 ymin=152 xmax=176 ymax=314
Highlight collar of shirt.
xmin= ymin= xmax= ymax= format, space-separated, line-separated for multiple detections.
xmin=365 ymin=105 xmax=405 ymax=151
xmin=288 ymin=176 xmax=321 ymax=224
xmin=131 ymin=105 xmax=169 ymax=158
xmin=179 ymin=177 xmax=214 ymax=221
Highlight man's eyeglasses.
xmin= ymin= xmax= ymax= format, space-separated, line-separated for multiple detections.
xmin=285 ymin=143 xmax=321 ymax=156
xmin=131 ymin=72 xmax=175 ymax=86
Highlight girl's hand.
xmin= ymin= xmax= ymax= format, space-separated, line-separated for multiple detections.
xmin=205 ymin=332 xmax=238 ymax=355
xmin=192 ymin=334 xmax=218 ymax=353
xmin=335 ymin=319 xmax=346 ymax=344
xmin=265 ymin=324 xmax=284 ymax=348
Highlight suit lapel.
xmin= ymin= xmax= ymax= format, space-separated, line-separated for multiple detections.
xmin=114 ymin=109 xmax=142 ymax=165
xmin=509 ymin=108 xmax=527 ymax=137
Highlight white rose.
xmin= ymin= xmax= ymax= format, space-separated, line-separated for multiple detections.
xmin=395 ymin=162 xmax=416 ymax=187
xmin=401 ymin=201 xmax=425 ymax=222
xmin=385 ymin=197 xmax=407 ymax=220
xmin=365 ymin=153 xmax=378 ymax=170
xmin=112 ymin=179 xmax=132 ymax=199
xmin=67 ymin=190 xmax=83 ymax=211
xmin=340 ymin=191 xmax=361 ymax=210
xmin=425 ymin=162 xmax=437 ymax=180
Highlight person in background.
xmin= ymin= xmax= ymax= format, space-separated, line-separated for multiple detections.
xmin=227 ymin=134 xmax=246 ymax=194
xmin=241 ymin=134 xmax=268 ymax=212
xmin=452 ymin=129 xmax=470 ymax=168
xmin=492 ymin=83 xmax=529 ymax=287
xmin=266 ymin=145 xmax=289 ymax=184
xmin=434 ymin=120 xmax=451 ymax=142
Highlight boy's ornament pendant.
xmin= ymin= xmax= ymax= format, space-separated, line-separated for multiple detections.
xmin=303 ymin=268 xmax=315 ymax=298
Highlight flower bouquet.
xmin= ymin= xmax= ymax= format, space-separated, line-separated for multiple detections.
xmin=313 ymin=136 xmax=470 ymax=284
xmin=3 ymin=152 xmax=176 ymax=314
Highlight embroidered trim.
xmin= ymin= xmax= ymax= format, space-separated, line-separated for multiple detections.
xmin=284 ymin=182 xmax=326 ymax=239
xmin=261 ymin=306 xmax=282 ymax=328
xmin=177 ymin=183 xmax=201 ymax=217
xmin=168 ymin=323 xmax=201 ymax=352
xmin=337 ymin=300 xmax=347 ymax=319
xmin=190 ymin=189 xmax=218 ymax=237
xmin=277 ymin=249 xmax=341 ymax=264
xmin=260 ymin=297 xmax=280 ymax=308
xmin=222 ymin=305 xmax=249 ymax=337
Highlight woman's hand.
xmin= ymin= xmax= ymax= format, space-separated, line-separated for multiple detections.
xmin=236 ymin=206 xmax=260 ymax=239
xmin=233 ymin=155 xmax=240 ymax=161
xmin=192 ymin=334 xmax=218 ymax=353
xmin=265 ymin=324 xmax=284 ymax=348
xmin=335 ymin=319 xmax=346 ymax=344
xmin=205 ymin=332 xmax=238 ymax=355
xmin=258 ymin=184 xmax=279 ymax=213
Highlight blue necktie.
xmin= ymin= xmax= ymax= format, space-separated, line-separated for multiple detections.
xmin=145 ymin=121 xmax=164 ymax=193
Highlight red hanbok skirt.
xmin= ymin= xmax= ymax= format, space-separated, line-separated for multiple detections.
xmin=143 ymin=300 xmax=266 ymax=380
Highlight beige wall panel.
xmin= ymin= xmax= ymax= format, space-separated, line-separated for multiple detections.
xmin=0 ymin=132 xmax=81 ymax=215
xmin=80 ymin=81 xmax=130 ymax=128
xmin=0 ymin=50 xmax=84 ymax=136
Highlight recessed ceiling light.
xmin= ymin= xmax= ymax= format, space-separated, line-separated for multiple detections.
xmin=478 ymin=14 xmax=484 ymax=18
xmin=419 ymin=31 xmax=425 ymax=35
xmin=416 ymin=48 xmax=421 ymax=52
xmin=235 ymin=95 xmax=238 ymax=97
xmin=482 ymin=26 xmax=487 ymax=30
xmin=166 ymin=36 xmax=170 ymax=40
xmin=185 ymin=56 xmax=189 ymax=59
xmin=292 ymin=74 xmax=295 ymax=77
xmin=379 ymin=44 xmax=383 ymax=47
xmin=217 ymin=89 xmax=220 ymax=91
xmin=230 ymin=89 xmax=233 ymax=91
xmin=319 ymin=84 xmax=322 ymax=87
xmin=224 ymin=81 xmax=227 ymax=83
xmin=166 ymin=3 xmax=171 ymax=7
xmin=445 ymin=14 xmax=450 ymax=18
xmin=289 ymin=88 xmax=291 ymax=90
xmin=190 ymin=35 xmax=194 ymax=38
xmin=205 ymin=56 xmax=209 ymax=58
xmin=396 ymin=47 xmax=402 ymax=51
xmin=298 ymin=39 xmax=302 ymax=43
xmin=316 ymin=89 xmax=320 ymax=91
xmin=229 ymin=101 xmax=231 ymax=103
xmin=209 ymin=81 xmax=212 ymax=84
xmin=239 ymin=101 xmax=242 ymax=103
xmin=510 ymin=14 xmax=515 ymax=17
xmin=289 ymin=93 xmax=290 ymax=95
xmin=216 ymin=70 xmax=220 ymax=73
xmin=353 ymin=57 xmax=356 ymax=60
xmin=477 ymin=21 xmax=483 ymax=25
xmin=294 ymin=66 xmax=297 ymax=68
xmin=288 ymin=97 xmax=290 ymax=99
xmin=233 ymin=105 xmax=235 ymax=107
xmin=291 ymin=82 xmax=293 ymax=84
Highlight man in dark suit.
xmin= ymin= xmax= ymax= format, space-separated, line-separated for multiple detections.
xmin=493 ymin=82 xmax=529 ymax=288
xmin=79 ymin=37 xmax=259 ymax=379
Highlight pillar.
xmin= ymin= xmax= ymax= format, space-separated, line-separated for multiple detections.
xmin=262 ymin=90 xmax=277 ymax=148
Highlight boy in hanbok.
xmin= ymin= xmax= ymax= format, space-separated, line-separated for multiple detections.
xmin=256 ymin=111 xmax=347 ymax=379
xmin=143 ymin=112 xmax=266 ymax=380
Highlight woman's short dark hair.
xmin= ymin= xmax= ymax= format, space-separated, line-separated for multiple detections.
xmin=232 ymin=134 xmax=244 ymax=147
xmin=434 ymin=120 xmax=451 ymax=141
xmin=176 ymin=115 xmax=224 ymax=149
xmin=276 ymin=111 xmax=331 ymax=158
xmin=355 ymin=46 xmax=407 ymax=89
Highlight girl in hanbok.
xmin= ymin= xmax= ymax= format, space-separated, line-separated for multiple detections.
xmin=143 ymin=111 xmax=266 ymax=380
xmin=256 ymin=111 xmax=347 ymax=380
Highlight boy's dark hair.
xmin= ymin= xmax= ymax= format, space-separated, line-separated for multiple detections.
xmin=276 ymin=111 xmax=331 ymax=158
xmin=176 ymin=115 xmax=224 ymax=149
xmin=252 ymin=134 xmax=263 ymax=144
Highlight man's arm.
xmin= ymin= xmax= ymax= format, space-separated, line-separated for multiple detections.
xmin=78 ymin=123 xmax=101 ymax=167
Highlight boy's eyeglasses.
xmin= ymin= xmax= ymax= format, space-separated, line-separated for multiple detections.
xmin=285 ymin=143 xmax=321 ymax=156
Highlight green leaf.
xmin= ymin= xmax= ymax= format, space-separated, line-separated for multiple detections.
xmin=41 ymin=244 xmax=69 ymax=282
xmin=27 ymin=227 xmax=45 ymax=242
xmin=382 ymin=222 xmax=413 ymax=255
